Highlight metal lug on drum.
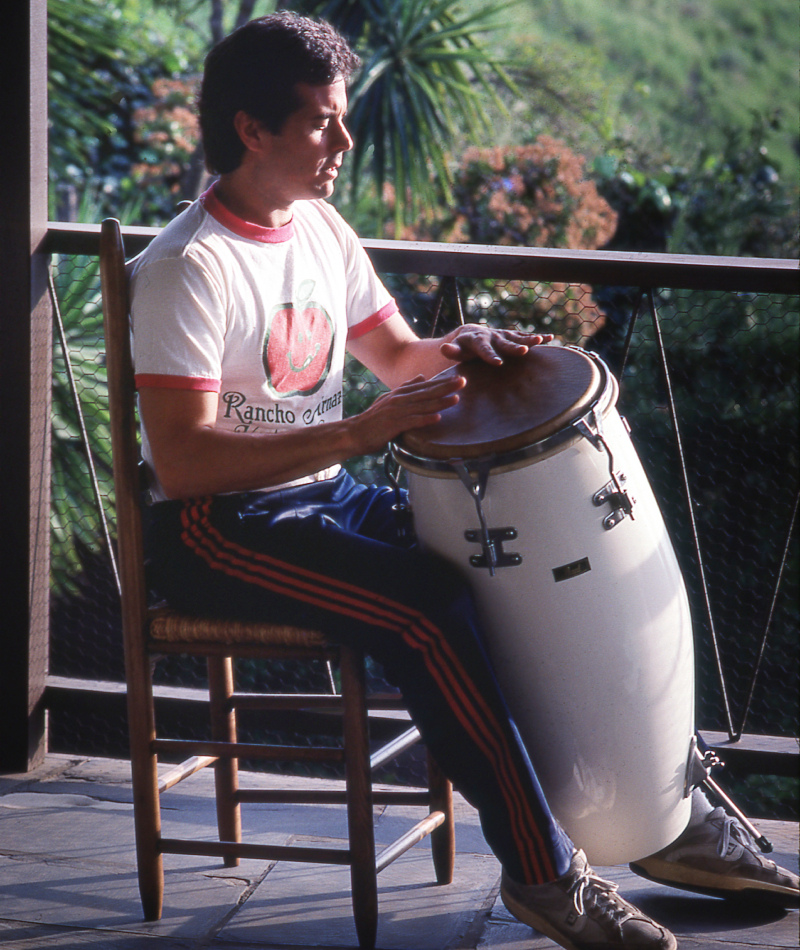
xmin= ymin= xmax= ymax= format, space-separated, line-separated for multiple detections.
xmin=465 ymin=527 xmax=522 ymax=570
xmin=593 ymin=473 xmax=635 ymax=530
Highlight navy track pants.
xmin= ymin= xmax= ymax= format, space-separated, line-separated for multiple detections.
xmin=145 ymin=469 xmax=574 ymax=885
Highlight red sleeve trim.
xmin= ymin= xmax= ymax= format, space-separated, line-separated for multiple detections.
xmin=348 ymin=299 xmax=400 ymax=341
xmin=135 ymin=374 xmax=221 ymax=392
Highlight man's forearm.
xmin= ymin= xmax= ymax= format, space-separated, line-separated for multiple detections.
xmin=139 ymin=372 xmax=465 ymax=500
xmin=147 ymin=417 xmax=362 ymax=499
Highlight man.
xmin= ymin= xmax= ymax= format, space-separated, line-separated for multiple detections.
xmin=130 ymin=12 xmax=798 ymax=950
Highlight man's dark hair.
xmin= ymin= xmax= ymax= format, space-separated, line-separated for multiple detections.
xmin=199 ymin=11 xmax=360 ymax=175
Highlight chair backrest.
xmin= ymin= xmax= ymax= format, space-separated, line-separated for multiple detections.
xmin=99 ymin=218 xmax=149 ymax=651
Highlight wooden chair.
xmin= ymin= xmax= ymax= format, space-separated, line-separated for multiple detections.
xmin=98 ymin=216 xmax=454 ymax=949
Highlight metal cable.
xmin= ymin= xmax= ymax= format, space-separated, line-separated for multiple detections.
xmin=617 ymin=290 xmax=645 ymax=389
xmin=49 ymin=268 xmax=121 ymax=596
xmin=452 ymin=277 xmax=465 ymax=326
xmin=428 ymin=276 xmax=463 ymax=339
xmin=645 ymin=289 xmax=735 ymax=736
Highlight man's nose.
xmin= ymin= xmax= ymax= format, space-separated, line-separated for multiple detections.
xmin=336 ymin=118 xmax=353 ymax=153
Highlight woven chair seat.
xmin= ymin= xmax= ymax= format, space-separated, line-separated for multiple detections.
xmin=148 ymin=607 xmax=329 ymax=648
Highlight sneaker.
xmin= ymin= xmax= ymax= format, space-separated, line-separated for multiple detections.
xmin=501 ymin=849 xmax=677 ymax=950
xmin=630 ymin=806 xmax=799 ymax=907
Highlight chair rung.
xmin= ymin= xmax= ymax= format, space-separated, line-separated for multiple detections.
xmin=375 ymin=811 xmax=447 ymax=873
xmin=158 ymin=755 xmax=217 ymax=793
xmin=159 ymin=837 xmax=352 ymax=865
xmin=370 ymin=725 xmax=421 ymax=771
xmin=152 ymin=738 xmax=344 ymax=764
xmin=150 ymin=640 xmax=336 ymax=660
xmin=236 ymin=788 xmax=351 ymax=805
xmin=234 ymin=788 xmax=432 ymax=806
xmin=231 ymin=692 xmax=344 ymax=711
xmin=230 ymin=691 xmax=409 ymax=711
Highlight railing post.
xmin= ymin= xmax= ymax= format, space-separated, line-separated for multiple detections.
xmin=0 ymin=0 xmax=51 ymax=772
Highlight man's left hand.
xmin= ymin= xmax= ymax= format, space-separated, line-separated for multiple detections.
xmin=439 ymin=325 xmax=554 ymax=366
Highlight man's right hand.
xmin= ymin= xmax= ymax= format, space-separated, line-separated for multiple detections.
xmin=348 ymin=372 xmax=465 ymax=456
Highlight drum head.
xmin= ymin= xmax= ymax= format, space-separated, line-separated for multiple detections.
xmin=398 ymin=345 xmax=602 ymax=461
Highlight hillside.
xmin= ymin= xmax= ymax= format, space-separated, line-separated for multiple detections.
xmin=486 ymin=0 xmax=799 ymax=186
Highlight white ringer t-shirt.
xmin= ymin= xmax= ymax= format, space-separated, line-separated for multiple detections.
xmin=129 ymin=186 xmax=398 ymax=501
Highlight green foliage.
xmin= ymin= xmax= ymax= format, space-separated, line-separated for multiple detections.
xmin=478 ymin=33 xmax=617 ymax=156
xmin=48 ymin=0 xmax=133 ymax=216
xmin=722 ymin=774 xmax=799 ymax=822
xmin=590 ymin=152 xmax=680 ymax=253
xmin=505 ymin=0 xmax=800 ymax=187
xmin=151 ymin=0 xmax=276 ymax=45
xmin=48 ymin=0 xmax=205 ymax=223
xmin=667 ymin=114 xmax=799 ymax=259
xmin=592 ymin=112 xmax=798 ymax=258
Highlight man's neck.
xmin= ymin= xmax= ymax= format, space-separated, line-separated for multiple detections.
xmin=213 ymin=175 xmax=293 ymax=230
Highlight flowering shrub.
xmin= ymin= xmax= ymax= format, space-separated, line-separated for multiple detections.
xmin=403 ymin=138 xmax=619 ymax=344
xmin=132 ymin=77 xmax=200 ymax=198
xmin=448 ymin=139 xmax=618 ymax=250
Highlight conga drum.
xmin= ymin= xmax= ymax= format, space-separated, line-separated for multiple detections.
xmin=392 ymin=344 xmax=695 ymax=865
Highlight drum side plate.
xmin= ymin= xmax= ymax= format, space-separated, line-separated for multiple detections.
xmin=399 ymin=345 xmax=601 ymax=461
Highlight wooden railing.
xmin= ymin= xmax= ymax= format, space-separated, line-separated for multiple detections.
xmin=44 ymin=221 xmax=798 ymax=293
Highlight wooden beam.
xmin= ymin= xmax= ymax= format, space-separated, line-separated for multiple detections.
xmin=46 ymin=678 xmax=798 ymax=780
xmin=0 ymin=0 xmax=50 ymax=772
xmin=362 ymin=240 xmax=800 ymax=295
xmin=44 ymin=676 xmax=414 ymax=760
xmin=703 ymin=731 xmax=799 ymax=778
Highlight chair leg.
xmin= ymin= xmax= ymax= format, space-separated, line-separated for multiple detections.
xmin=208 ymin=655 xmax=241 ymax=867
xmin=427 ymin=750 xmax=455 ymax=884
xmin=132 ymin=757 xmax=164 ymax=919
xmin=125 ymin=653 xmax=163 ymax=920
xmin=340 ymin=644 xmax=378 ymax=950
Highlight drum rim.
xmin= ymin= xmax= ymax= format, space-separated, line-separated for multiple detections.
xmin=391 ymin=348 xmax=618 ymax=476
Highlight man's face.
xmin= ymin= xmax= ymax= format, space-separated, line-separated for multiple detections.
xmin=258 ymin=78 xmax=353 ymax=206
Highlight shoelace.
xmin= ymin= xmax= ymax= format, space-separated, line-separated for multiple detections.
xmin=712 ymin=809 xmax=776 ymax=867
xmin=715 ymin=810 xmax=738 ymax=858
xmin=567 ymin=864 xmax=635 ymax=932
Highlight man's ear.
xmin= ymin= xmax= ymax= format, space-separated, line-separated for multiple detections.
xmin=232 ymin=110 xmax=272 ymax=155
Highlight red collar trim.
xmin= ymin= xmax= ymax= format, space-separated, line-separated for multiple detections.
xmin=201 ymin=184 xmax=294 ymax=243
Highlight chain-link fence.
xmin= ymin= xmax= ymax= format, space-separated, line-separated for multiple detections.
xmin=48 ymin=251 xmax=799 ymax=816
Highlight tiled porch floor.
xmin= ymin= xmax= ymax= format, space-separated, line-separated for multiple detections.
xmin=0 ymin=754 xmax=796 ymax=949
